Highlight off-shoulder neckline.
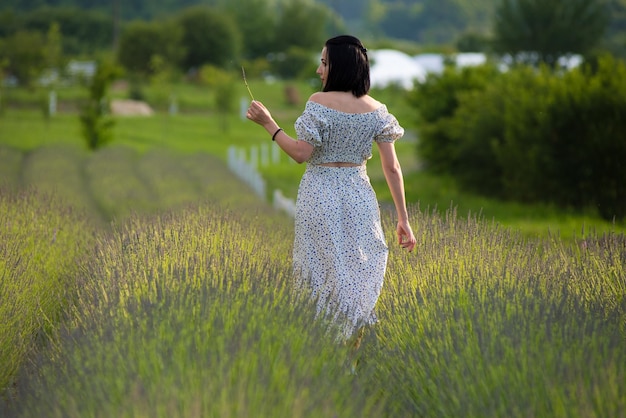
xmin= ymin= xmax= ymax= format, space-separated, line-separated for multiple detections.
xmin=305 ymin=100 xmax=387 ymax=115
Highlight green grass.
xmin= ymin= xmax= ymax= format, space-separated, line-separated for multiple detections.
xmin=371 ymin=208 xmax=626 ymax=416
xmin=0 ymin=108 xmax=273 ymax=222
xmin=2 ymin=80 xmax=624 ymax=239
xmin=7 ymin=201 xmax=382 ymax=417
xmin=2 ymin=191 xmax=624 ymax=417
xmin=375 ymin=169 xmax=626 ymax=240
xmin=1 ymin=83 xmax=625 ymax=416
xmin=0 ymin=188 xmax=95 ymax=399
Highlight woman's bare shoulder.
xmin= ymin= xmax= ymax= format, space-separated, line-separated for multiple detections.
xmin=308 ymin=92 xmax=383 ymax=113
xmin=308 ymin=92 xmax=330 ymax=104
xmin=361 ymin=95 xmax=383 ymax=110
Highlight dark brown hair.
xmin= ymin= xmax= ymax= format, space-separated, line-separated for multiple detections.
xmin=323 ymin=35 xmax=370 ymax=97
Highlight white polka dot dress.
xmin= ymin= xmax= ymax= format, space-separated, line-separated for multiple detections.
xmin=292 ymin=101 xmax=404 ymax=339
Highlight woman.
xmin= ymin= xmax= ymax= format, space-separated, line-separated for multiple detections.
xmin=246 ymin=35 xmax=416 ymax=340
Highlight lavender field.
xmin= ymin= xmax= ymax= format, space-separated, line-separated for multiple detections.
xmin=1 ymin=102 xmax=624 ymax=416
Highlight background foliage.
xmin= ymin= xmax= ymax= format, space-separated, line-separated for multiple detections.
xmin=409 ymin=55 xmax=626 ymax=221
xmin=3 ymin=0 xmax=626 ymax=56
xmin=492 ymin=0 xmax=609 ymax=67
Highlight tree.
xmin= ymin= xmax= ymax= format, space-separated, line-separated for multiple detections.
xmin=378 ymin=0 xmax=467 ymax=44
xmin=0 ymin=30 xmax=46 ymax=86
xmin=45 ymin=22 xmax=63 ymax=71
xmin=603 ymin=0 xmax=626 ymax=57
xmin=199 ymin=65 xmax=236 ymax=131
xmin=492 ymin=0 xmax=609 ymax=68
xmin=222 ymin=0 xmax=276 ymax=59
xmin=117 ymin=20 xmax=183 ymax=76
xmin=273 ymin=0 xmax=331 ymax=53
xmin=0 ymin=10 xmax=22 ymax=38
xmin=456 ymin=31 xmax=491 ymax=52
xmin=22 ymin=7 xmax=113 ymax=55
xmin=176 ymin=6 xmax=240 ymax=70
xmin=79 ymin=59 xmax=122 ymax=150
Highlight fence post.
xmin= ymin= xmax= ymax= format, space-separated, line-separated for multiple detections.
xmin=260 ymin=143 xmax=269 ymax=167
xmin=226 ymin=145 xmax=295 ymax=217
xmin=272 ymin=142 xmax=280 ymax=164
xmin=49 ymin=90 xmax=57 ymax=116
xmin=250 ymin=146 xmax=258 ymax=169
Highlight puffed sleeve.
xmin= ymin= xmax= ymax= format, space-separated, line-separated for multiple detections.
xmin=294 ymin=102 xmax=328 ymax=147
xmin=375 ymin=111 xmax=404 ymax=143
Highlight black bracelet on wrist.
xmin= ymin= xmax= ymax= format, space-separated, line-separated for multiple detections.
xmin=272 ymin=128 xmax=283 ymax=141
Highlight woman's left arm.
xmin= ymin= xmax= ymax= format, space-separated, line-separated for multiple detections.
xmin=377 ymin=141 xmax=416 ymax=251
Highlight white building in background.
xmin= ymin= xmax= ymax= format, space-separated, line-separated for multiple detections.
xmin=369 ymin=49 xmax=428 ymax=89
xmin=454 ymin=53 xmax=488 ymax=68
xmin=370 ymin=49 xmax=488 ymax=90
xmin=66 ymin=60 xmax=96 ymax=80
xmin=37 ymin=60 xmax=97 ymax=86
xmin=369 ymin=49 xmax=581 ymax=90
xmin=412 ymin=53 xmax=446 ymax=74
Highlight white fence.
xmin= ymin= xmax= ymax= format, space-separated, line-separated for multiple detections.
xmin=273 ymin=189 xmax=296 ymax=217
xmin=227 ymin=144 xmax=296 ymax=217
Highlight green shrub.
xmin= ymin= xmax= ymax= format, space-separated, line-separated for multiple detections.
xmin=450 ymin=65 xmax=557 ymax=198
xmin=199 ymin=65 xmax=237 ymax=131
xmin=492 ymin=56 xmax=626 ymax=220
xmin=408 ymin=64 xmax=500 ymax=173
xmin=270 ymin=46 xmax=318 ymax=80
xmin=541 ymin=55 xmax=626 ymax=220
xmin=414 ymin=56 xmax=626 ymax=221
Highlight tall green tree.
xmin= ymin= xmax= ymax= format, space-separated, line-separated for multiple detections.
xmin=222 ymin=0 xmax=276 ymax=59
xmin=492 ymin=0 xmax=609 ymax=67
xmin=117 ymin=20 xmax=183 ymax=75
xmin=273 ymin=0 xmax=332 ymax=53
xmin=176 ymin=6 xmax=240 ymax=70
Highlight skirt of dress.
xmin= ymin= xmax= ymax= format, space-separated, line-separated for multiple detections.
xmin=292 ymin=164 xmax=389 ymax=339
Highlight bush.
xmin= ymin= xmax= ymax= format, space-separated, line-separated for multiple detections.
xmin=449 ymin=65 xmax=557 ymax=198
xmin=407 ymin=64 xmax=500 ymax=173
xmin=117 ymin=20 xmax=183 ymax=76
xmin=542 ymin=55 xmax=626 ymax=220
xmin=412 ymin=56 xmax=626 ymax=221
xmin=199 ymin=65 xmax=236 ymax=131
xmin=270 ymin=46 xmax=317 ymax=80
xmin=491 ymin=56 xmax=626 ymax=220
